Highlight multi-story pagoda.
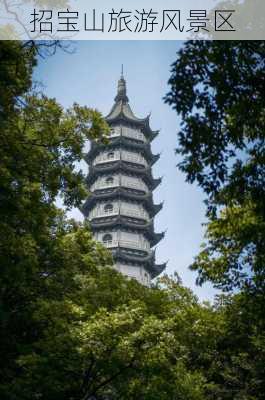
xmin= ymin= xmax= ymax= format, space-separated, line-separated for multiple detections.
xmin=82 ymin=72 xmax=166 ymax=286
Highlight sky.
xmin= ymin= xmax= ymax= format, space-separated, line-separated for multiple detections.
xmin=34 ymin=40 xmax=218 ymax=302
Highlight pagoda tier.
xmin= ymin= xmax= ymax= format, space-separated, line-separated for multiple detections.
xmin=105 ymin=96 xmax=159 ymax=142
xmin=85 ymin=138 xmax=161 ymax=166
xmin=112 ymin=248 xmax=167 ymax=279
xmin=82 ymin=73 xmax=166 ymax=286
xmin=81 ymin=189 xmax=163 ymax=218
xmin=89 ymin=216 xmax=165 ymax=247
xmin=86 ymin=162 xmax=162 ymax=190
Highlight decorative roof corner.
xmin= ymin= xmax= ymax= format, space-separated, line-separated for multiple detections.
xmin=153 ymin=262 xmax=167 ymax=277
xmin=153 ymin=177 xmax=163 ymax=190
xmin=150 ymin=231 xmax=165 ymax=247
xmin=152 ymin=202 xmax=163 ymax=217
xmin=150 ymin=130 xmax=160 ymax=141
xmin=151 ymin=153 xmax=161 ymax=166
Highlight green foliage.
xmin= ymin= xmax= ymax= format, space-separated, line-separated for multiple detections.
xmin=207 ymin=291 xmax=265 ymax=400
xmin=1 ymin=40 xmax=265 ymax=400
xmin=0 ymin=41 xmax=110 ymax=398
xmin=165 ymin=41 xmax=265 ymax=292
xmin=165 ymin=41 xmax=264 ymax=195
xmin=0 ymin=41 xmax=36 ymax=115
xmin=6 ymin=270 xmax=218 ymax=400
xmin=165 ymin=40 xmax=265 ymax=399
xmin=191 ymin=200 xmax=265 ymax=291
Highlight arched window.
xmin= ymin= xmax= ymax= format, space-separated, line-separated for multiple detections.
xmin=102 ymin=234 xmax=112 ymax=244
xmin=105 ymin=176 xmax=114 ymax=185
xmin=104 ymin=203 xmax=113 ymax=213
xmin=107 ymin=151 xmax=115 ymax=159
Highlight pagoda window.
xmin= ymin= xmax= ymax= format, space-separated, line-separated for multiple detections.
xmin=109 ymin=126 xmax=121 ymax=137
xmin=103 ymin=234 xmax=112 ymax=244
xmin=105 ymin=176 xmax=114 ymax=185
xmin=104 ymin=203 xmax=113 ymax=214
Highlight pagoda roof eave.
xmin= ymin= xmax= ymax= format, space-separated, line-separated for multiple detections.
xmin=112 ymin=248 xmax=166 ymax=278
xmin=105 ymin=100 xmax=149 ymax=125
xmin=153 ymin=177 xmax=162 ymax=190
xmin=86 ymin=160 xmax=151 ymax=178
xmin=107 ymin=117 xmax=158 ymax=140
xmin=151 ymin=153 xmax=160 ymax=166
xmin=105 ymin=102 xmax=158 ymax=140
xmin=112 ymin=248 xmax=155 ymax=264
xmin=89 ymin=216 xmax=150 ymax=231
xmin=151 ymin=262 xmax=167 ymax=277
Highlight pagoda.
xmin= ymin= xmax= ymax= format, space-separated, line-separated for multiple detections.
xmin=82 ymin=72 xmax=166 ymax=286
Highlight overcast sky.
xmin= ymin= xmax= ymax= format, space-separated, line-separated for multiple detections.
xmin=34 ymin=40 xmax=218 ymax=301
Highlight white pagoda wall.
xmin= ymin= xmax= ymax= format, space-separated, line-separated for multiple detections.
xmin=87 ymin=200 xmax=150 ymax=221
xmin=93 ymin=149 xmax=147 ymax=167
xmin=90 ymin=174 xmax=148 ymax=193
xmin=115 ymin=263 xmax=151 ymax=286
xmin=95 ymin=229 xmax=150 ymax=251
xmin=109 ymin=125 xmax=146 ymax=142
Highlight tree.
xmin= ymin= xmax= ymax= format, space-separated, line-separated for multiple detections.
xmin=165 ymin=40 xmax=265 ymax=293
xmin=165 ymin=40 xmax=265 ymax=399
xmin=209 ymin=292 xmax=265 ymax=400
xmin=6 ymin=269 xmax=221 ymax=400
xmin=0 ymin=40 xmax=110 ymax=396
xmin=0 ymin=41 xmax=35 ymax=116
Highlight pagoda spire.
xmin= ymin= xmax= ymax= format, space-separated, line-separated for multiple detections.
xmin=115 ymin=66 xmax=129 ymax=103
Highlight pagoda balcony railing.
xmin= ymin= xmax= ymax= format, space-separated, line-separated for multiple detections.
xmin=109 ymin=129 xmax=146 ymax=143
xmin=123 ymin=154 xmax=147 ymax=166
xmin=103 ymin=239 xmax=150 ymax=251
xmin=93 ymin=154 xmax=148 ymax=168
xmin=92 ymin=181 xmax=148 ymax=193
xmin=89 ymin=210 xmax=149 ymax=221
xmin=93 ymin=155 xmax=120 ymax=165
